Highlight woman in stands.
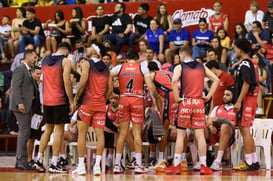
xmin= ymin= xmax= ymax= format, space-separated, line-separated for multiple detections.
xmin=8 ymin=7 xmax=25 ymax=60
xmin=69 ymin=7 xmax=87 ymax=45
xmin=211 ymin=36 xmax=227 ymax=65
xmin=145 ymin=19 xmax=165 ymax=63
xmin=244 ymin=1 xmax=264 ymax=32
xmin=44 ymin=10 xmax=71 ymax=53
xmin=138 ymin=39 xmax=156 ymax=63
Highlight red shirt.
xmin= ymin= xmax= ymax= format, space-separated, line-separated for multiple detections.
xmin=209 ymin=13 xmax=228 ymax=33
xmin=263 ymin=44 xmax=273 ymax=62
xmin=213 ymin=71 xmax=234 ymax=107
xmin=154 ymin=70 xmax=173 ymax=98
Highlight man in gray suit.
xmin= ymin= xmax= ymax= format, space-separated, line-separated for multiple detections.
xmin=10 ymin=49 xmax=37 ymax=170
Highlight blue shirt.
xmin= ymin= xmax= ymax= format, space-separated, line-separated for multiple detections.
xmin=169 ymin=28 xmax=190 ymax=46
xmin=146 ymin=28 xmax=165 ymax=54
xmin=247 ymin=29 xmax=270 ymax=49
xmin=192 ymin=29 xmax=214 ymax=48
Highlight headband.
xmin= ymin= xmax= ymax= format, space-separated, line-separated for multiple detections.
xmin=92 ymin=44 xmax=101 ymax=55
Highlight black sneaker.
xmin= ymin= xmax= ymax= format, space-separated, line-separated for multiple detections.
xmin=148 ymin=158 xmax=156 ymax=168
xmin=48 ymin=164 xmax=67 ymax=173
xmin=34 ymin=160 xmax=46 ymax=172
xmin=27 ymin=160 xmax=36 ymax=169
xmin=126 ymin=157 xmax=136 ymax=169
xmin=251 ymin=162 xmax=260 ymax=170
xmin=58 ymin=157 xmax=69 ymax=167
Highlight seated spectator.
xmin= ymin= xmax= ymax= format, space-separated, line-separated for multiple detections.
xmin=103 ymin=2 xmax=132 ymax=58
xmin=248 ymin=21 xmax=270 ymax=52
xmin=102 ymin=53 xmax=113 ymax=70
xmin=207 ymin=49 xmax=227 ymax=72
xmin=128 ymin=3 xmax=153 ymax=50
xmin=18 ymin=8 xmax=45 ymax=53
xmin=72 ymin=39 xmax=87 ymax=68
xmin=36 ymin=0 xmax=55 ymax=6
xmin=253 ymin=53 xmax=268 ymax=115
xmin=262 ymin=1 xmax=273 ymax=34
xmin=216 ymin=28 xmax=231 ymax=49
xmin=137 ymin=39 xmax=156 ymax=63
xmin=259 ymin=34 xmax=273 ymax=66
xmin=69 ymin=7 xmax=87 ymax=45
xmin=140 ymin=48 xmax=161 ymax=70
xmin=11 ymin=43 xmax=34 ymax=72
xmin=87 ymin=5 xmax=111 ymax=46
xmin=8 ymin=8 xmax=26 ymax=60
xmin=205 ymin=86 xmax=236 ymax=171
xmin=211 ymin=37 xmax=227 ymax=66
xmin=145 ymin=19 xmax=165 ymax=63
xmin=103 ymin=40 xmax=117 ymax=66
xmin=244 ymin=1 xmax=264 ymax=32
xmin=45 ymin=10 xmax=71 ymax=53
xmin=208 ymin=1 xmax=229 ymax=33
xmin=169 ymin=54 xmax=181 ymax=72
xmin=57 ymin=0 xmax=66 ymax=5
xmin=0 ymin=16 xmax=11 ymax=62
xmin=154 ymin=3 xmax=173 ymax=42
xmin=192 ymin=18 xmax=214 ymax=60
xmin=165 ymin=18 xmax=190 ymax=64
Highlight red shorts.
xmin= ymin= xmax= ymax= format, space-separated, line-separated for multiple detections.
xmin=118 ymin=96 xmax=144 ymax=124
xmin=237 ymin=96 xmax=257 ymax=127
xmin=78 ymin=105 xmax=106 ymax=128
xmin=163 ymin=91 xmax=178 ymax=124
xmin=177 ymin=98 xmax=206 ymax=129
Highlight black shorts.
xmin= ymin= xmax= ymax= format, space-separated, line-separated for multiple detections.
xmin=43 ymin=104 xmax=70 ymax=124
xmin=30 ymin=128 xmax=43 ymax=140
xmin=104 ymin=131 xmax=114 ymax=148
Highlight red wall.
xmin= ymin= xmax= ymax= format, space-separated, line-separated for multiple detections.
xmin=0 ymin=0 xmax=269 ymax=37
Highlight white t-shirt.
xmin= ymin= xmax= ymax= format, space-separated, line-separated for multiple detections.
xmin=244 ymin=10 xmax=264 ymax=31
xmin=111 ymin=63 xmax=150 ymax=77
xmin=0 ymin=24 xmax=11 ymax=40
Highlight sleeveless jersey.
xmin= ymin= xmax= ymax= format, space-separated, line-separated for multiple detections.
xmin=153 ymin=70 xmax=173 ymax=98
xmin=209 ymin=13 xmax=228 ymax=33
xmin=107 ymin=103 xmax=118 ymax=122
xmin=180 ymin=61 xmax=205 ymax=98
xmin=82 ymin=58 xmax=109 ymax=111
xmin=42 ymin=54 xmax=66 ymax=106
xmin=215 ymin=104 xmax=236 ymax=124
xmin=118 ymin=63 xmax=144 ymax=97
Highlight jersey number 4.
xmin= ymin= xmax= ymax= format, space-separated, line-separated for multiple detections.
xmin=126 ymin=79 xmax=134 ymax=92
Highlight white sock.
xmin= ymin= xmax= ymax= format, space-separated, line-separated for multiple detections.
xmin=149 ymin=152 xmax=156 ymax=159
xmin=136 ymin=153 xmax=142 ymax=166
xmin=215 ymin=150 xmax=224 ymax=163
xmin=131 ymin=152 xmax=136 ymax=159
xmin=95 ymin=155 xmax=102 ymax=166
xmin=245 ymin=153 xmax=252 ymax=165
xmin=181 ymin=153 xmax=186 ymax=160
xmin=200 ymin=156 xmax=207 ymax=167
xmin=251 ymin=152 xmax=258 ymax=163
xmin=37 ymin=152 xmax=44 ymax=163
xmin=107 ymin=153 xmax=113 ymax=160
xmin=79 ymin=157 xmax=85 ymax=167
xmin=51 ymin=156 xmax=58 ymax=166
xmin=158 ymin=152 xmax=164 ymax=162
xmin=60 ymin=154 xmax=66 ymax=159
xmin=115 ymin=153 xmax=122 ymax=165
xmin=174 ymin=153 xmax=181 ymax=167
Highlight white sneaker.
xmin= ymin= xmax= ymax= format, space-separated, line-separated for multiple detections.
xmin=134 ymin=164 xmax=147 ymax=174
xmin=193 ymin=162 xmax=201 ymax=170
xmin=72 ymin=164 xmax=86 ymax=175
xmin=210 ymin=160 xmax=222 ymax=171
xmin=113 ymin=164 xmax=124 ymax=174
xmin=93 ymin=164 xmax=101 ymax=176
xmin=256 ymin=107 xmax=264 ymax=115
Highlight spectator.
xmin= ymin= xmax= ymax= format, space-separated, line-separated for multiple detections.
xmin=45 ymin=10 xmax=71 ymax=53
xmin=8 ymin=8 xmax=26 ymax=60
xmin=103 ymin=40 xmax=117 ymax=66
xmin=155 ymin=3 xmax=173 ymax=42
xmin=207 ymin=49 xmax=227 ymax=72
xmin=11 ymin=44 xmax=34 ymax=72
xmin=244 ymin=1 xmax=264 ymax=32
xmin=103 ymin=2 xmax=132 ymax=58
xmin=0 ymin=16 xmax=11 ymax=62
xmin=216 ymin=28 xmax=231 ymax=49
xmin=57 ymin=0 xmax=66 ymax=5
xmin=87 ymin=5 xmax=111 ymax=46
xmin=145 ymin=19 xmax=165 ymax=63
xmin=253 ymin=53 xmax=267 ymax=115
xmin=72 ymin=39 xmax=87 ymax=67
xmin=192 ymin=18 xmax=214 ymax=60
xmin=69 ymin=7 xmax=87 ymax=45
xmin=208 ymin=1 xmax=229 ymax=33
xmin=233 ymin=22 xmax=248 ymax=41
xmin=169 ymin=54 xmax=181 ymax=72
xmin=18 ymin=8 xmax=45 ymax=53
xmin=140 ymin=48 xmax=161 ymax=70
xmin=206 ymin=60 xmax=234 ymax=109
xmin=128 ymin=3 xmax=153 ymax=50
xmin=259 ymin=34 xmax=273 ymax=65
xmin=36 ymin=0 xmax=55 ymax=6
xmin=211 ymin=36 xmax=227 ymax=65
xmin=247 ymin=21 xmax=270 ymax=51
xmin=102 ymin=53 xmax=113 ymax=70
xmin=165 ymin=18 xmax=190 ymax=64
xmin=137 ymin=39 xmax=156 ymax=63
xmin=262 ymin=1 xmax=273 ymax=34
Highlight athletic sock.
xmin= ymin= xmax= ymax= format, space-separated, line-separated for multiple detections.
xmin=245 ymin=153 xmax=252 ymax=165
xmin=181 ymin=153 xmax=186 ymax=160
xmin=131 ymin=152 xmax=136 ymax=160
xmin=215 ymin=150 xmax=224 ymax=163
xmin=60 ymin=154 xmax=67 ymax=159
xmin=136 ymin=153 xmax=142 ymax=166
xmin=37 ymin=152 xmax=44 ymax=163
xmin=51 ymin=156 xmax=58 ymax=166
xmin=95 ymin=155 xmax=102 ymax=166
xmin=149 ymin=152 xmax=156 ymax=159
xmin=251 ymin=152 xmax=258 ymax=163
xmin=173 ymin=153 xmax=181 ymax=167
xmin=115 ymin=153 xmax=122 ymax=166
xmin=158 ymin=152 xmax=164 ymax=162
xmin=79 ymin=157 xmax=85 ymax=167
xmin=200 ymin=156 xmax=207 ymax=167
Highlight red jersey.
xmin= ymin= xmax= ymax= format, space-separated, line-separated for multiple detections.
xmin=153 ymin=70 xmax=173 ymax=98
xmin=180 ymin=61 xmax=204 ymax=99
xmin=82 ymin=58 xmax=109 ymax=111
xmin=107 ymin=103 xmax=118 ymax=123
xmin=215 ymin=104 xmax=236 ymax=124
xmin=118 ymin=63 xmax=144 ymax=97
xmin=42 ymin=54 xmax=66 ymax=106
xmin=263 ymin=44 xmax=273 ymax=62
xmin=209 ymin=13 xmax=228 ymax=33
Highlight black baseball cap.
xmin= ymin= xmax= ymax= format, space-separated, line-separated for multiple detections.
xmin=173 ymin=18 xmax=182 ymax=24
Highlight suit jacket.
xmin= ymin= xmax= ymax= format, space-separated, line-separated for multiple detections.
xmin=9 ymin=63 xmax=35 ymax=113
